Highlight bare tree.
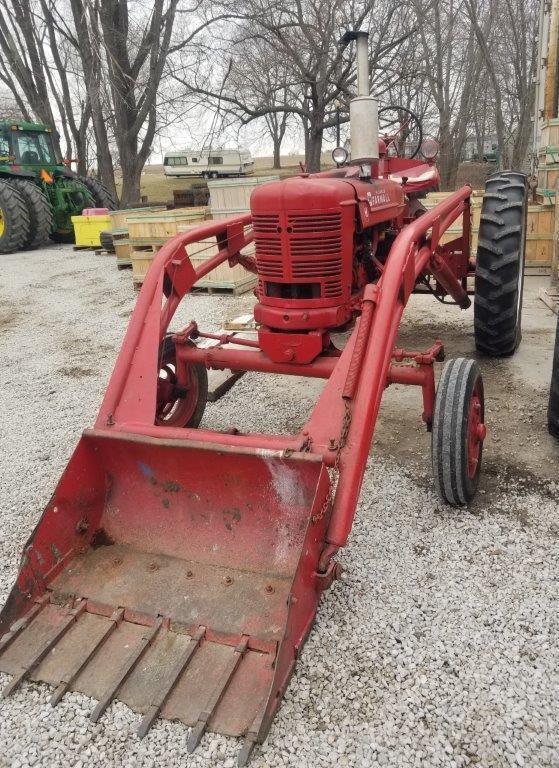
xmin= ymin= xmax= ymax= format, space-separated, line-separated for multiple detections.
xmin=0 ymin=0 xmax=61 ymax=149
xmin=174 ymin=0 xmax=415 ymax=172
xmin=410 ymin=0 xmax=486 ymax=189
xmin=39 ymin=0 xmax=92 ymax=174
xmin=465 ymin=0 xmax=537 ymax=168
xmin=0 ymin=0 xmax=95 ymax=173
xmin=0 ymin=85 xmax=27 ymax=120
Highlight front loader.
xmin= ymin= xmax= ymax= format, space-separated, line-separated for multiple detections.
xmin=0 ymin=121 xmax=117 ymax=253
xmin=0 ymin=31 xmax=527 ymax=764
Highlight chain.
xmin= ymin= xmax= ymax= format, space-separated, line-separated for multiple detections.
xmin=312 ymin=400 xmax=352 ymax=523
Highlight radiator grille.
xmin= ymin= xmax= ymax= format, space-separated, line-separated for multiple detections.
xmin=288 ymin=213 xmax=341 ymax=233
xmin=252 ymin=213 xmax=280 ymax=232
xmin=253 ymin=211 xmax=343 ymax=298
xmin=292 ymin=258 xmax=341 ymax=277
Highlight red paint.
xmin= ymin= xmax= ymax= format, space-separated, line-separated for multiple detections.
xmin=1 ymin=158 xmax=484 ymax=752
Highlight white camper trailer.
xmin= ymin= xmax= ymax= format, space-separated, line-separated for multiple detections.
xmin=163 ymin=148 xmax=254 ymax=178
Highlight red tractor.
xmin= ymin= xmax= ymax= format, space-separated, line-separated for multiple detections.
xmin=0 ymin=30 xmax=527 ymax=765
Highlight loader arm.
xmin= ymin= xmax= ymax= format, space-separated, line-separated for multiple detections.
xmin=0 ymin=188 xmax=472 ymax=765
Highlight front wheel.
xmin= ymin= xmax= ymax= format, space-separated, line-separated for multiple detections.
xmin=432 ymin=358 xmax=486 ymax=506
xmin=50 ymin=179 xmax=94 ymax=243
xmin=155 ymin=336 xmax=208 ymax=428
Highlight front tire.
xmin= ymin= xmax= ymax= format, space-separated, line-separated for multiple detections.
xmin=432 ymin=358 xmax=486 ymax=506
xmin=155 ymin=336 xmax=208 ymax=428
xmin=548 ymin=312 xmax=559 ymax=439
xmin=50 ymin=179 xmax=94 ymax=243
xmin=474 ymin=171 xmax=527 ymax=356
xmin=7 ymin=179 xmax=53 ymax=249
xmin=0 ymin=180 xmax=30 ymax=253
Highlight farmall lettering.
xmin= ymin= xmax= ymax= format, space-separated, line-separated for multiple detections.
xmin=367 ymin=190 xmax=390 ymax=207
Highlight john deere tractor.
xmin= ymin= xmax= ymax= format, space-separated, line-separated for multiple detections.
xmin=0 ymin=121 xmax=117 ymax=253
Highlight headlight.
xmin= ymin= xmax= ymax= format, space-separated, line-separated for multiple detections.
xmin=421 ymin=138 xmax=439 ymax=160
xmin=332 ymin=147 xmax=348 ymax=166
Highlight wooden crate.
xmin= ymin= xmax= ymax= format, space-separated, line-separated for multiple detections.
xmin=207 ymin=176 xmax=278 ymax=213
xmin=210 ymin=207 xmax=253 ymax=222
xmin=538 ymin=164 xmax=559 ymax=193
xmin=535 ymin=189 xmax=556 ymax=206
xmin=131 ymin=229 xmax=256 ymax=294
xmin=540 ymin=118 xmax=559 ymax=147
xmin=114 ymin=238 xmax=132 ymax=267
xmin=127 ymin=207 xmax=209 ymax=240
xmin=423 ymin=192 xmax=483 ymax=246
xmin=109 ymin=206 xmax=166 ymax=231
xmin=539 ymin=285 xmax=559 ymax=313
xmin=423 ymin=192 xmax=553 ymax=266
xmin=538 ymin=146 xmax=559 ymax=165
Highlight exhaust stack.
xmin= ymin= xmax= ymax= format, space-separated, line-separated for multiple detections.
xmin=342 ymin=30 xmax=379 ymax=164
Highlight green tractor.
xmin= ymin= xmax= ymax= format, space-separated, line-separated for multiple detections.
xmin=0 ymin=121 xmax=117 ymax=253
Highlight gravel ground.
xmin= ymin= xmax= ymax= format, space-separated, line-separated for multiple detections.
xmin=0 ymin=244 xmax=558 ymax=768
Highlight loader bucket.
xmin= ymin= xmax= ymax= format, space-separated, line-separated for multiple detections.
xmin=0 ymin=430 xmax=330 ymax=761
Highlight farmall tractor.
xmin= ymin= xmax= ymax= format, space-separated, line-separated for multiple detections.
xmin=0 ymin=31 xmax=527 ymax=765
xmin=0 ymin=121 xmax=117 ymax=252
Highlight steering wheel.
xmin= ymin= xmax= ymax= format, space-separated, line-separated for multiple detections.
xmin=378 ymin=105 xmax=423 ymax=159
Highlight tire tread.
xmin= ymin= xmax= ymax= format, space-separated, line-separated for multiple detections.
xmin=474 ymin=171 xmax=527 ymax=356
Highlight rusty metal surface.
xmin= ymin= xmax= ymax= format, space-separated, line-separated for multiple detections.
xmin=52 ymin=545 xmax=290 ymax=643
xmin=0 ymin=599 xmax=275 ymax=739
xmin=0 ymin=434 xmax=331 ymax=759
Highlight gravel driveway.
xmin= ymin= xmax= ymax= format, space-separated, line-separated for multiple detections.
xmin=0 ymin=244 xmax=558 ymax=768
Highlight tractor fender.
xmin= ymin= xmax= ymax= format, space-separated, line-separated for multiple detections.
xmin=0 ymin=168 xmax=36 ymax=180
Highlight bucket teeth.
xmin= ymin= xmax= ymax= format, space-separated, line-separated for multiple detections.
xmin=238 ymin=735 xmax=258 ymax=767
xmin=50 ymin=608 xmax=125 ymax=707
xmin=0 ymin=599 xmax=276 ymax=763
xmin=0 ymin=595 xmax=50 ymax=655
xmin=187 ymin=636 xmax=249 ymax=753
xmin=136 ymin=625 xmax=205 ymax=738
xmin=2 ymin=599 xmax=86 ymax=698
xmin=90 ymin=616 xmax=163 ymax=723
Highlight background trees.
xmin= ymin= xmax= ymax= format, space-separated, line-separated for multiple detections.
xmin=0 ymin=0 xmax=539 ymax=197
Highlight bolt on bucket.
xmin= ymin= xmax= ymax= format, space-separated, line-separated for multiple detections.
xmin=0 ymin=430 xmax=330 ymax=762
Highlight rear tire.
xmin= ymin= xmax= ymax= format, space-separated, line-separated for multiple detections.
xmin=7 ymin=179 xmax=53 ymax=249
xmin=0 ymin=180 xmax=30 ymax=253
xmin=548 ymin=312 xmax=559 ymax=439
xmin=76 ymin=176 xmax=118 ymax=210
xmin=432 ymin=358 xmax=485 ymax=506
xmin=474 ymin=171 xmax=527 ymax=356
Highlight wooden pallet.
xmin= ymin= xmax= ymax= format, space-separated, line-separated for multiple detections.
xmin=223 ymin=314 xmax=257 ymax=331
xmin=132 ymin=276 xmax=256 ymax=295
xmin=126 ymin=241 xmax=163 ymax=253
xmin=539 ymin=285 xmax=559 ymax=314
xmin=192 ymin=276 xmax=257 ymax=296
